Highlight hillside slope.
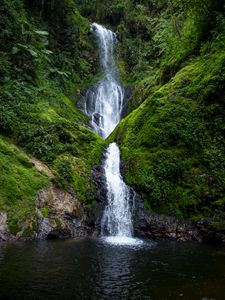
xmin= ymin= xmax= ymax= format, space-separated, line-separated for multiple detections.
xmin=0 ymin=0 xmax=105 ymax=237
xmin=110 ymin=0 xmax=225 ymax=222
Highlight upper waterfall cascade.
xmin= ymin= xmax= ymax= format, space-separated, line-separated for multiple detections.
xmin=85 ymin=23 xmax=124 ymax=139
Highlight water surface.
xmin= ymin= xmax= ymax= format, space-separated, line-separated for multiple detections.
xmin=0 ymin=238 xmax=225 ymax=299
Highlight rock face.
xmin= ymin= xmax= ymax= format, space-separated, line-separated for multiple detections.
xmin=131 ymin=190 xmax=202 ymax=242
xmin=131 ymin=191 xmax=225 ymax=244
xmin=36 ymin=185 xmax=91 ymax=239
xmin=30 ymin=157 xmax=54 ymax=178
xmin=133 ymin=194 xmax=202 ymax=241
xmin=29 ymin=157 xmax=91 ymax=239
xmin=121 ymin=86 xmax=133 ymax=118
xmin=88 ymin=160 xmax=108 ymax=235
xmin=196 ymin=216 xmax=225 ymax=244
xmin=0 ymin=213 xmax=13 ymax=242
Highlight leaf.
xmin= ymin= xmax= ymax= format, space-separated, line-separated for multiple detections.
xmin=16 ymin=44 xmax=38 ymax=57
xmin=49 ymin=68 xmax=71 ymax=78
xmin=41 ymin=49 xmax=53 ymax=55
xmin=17 ymin=43 xmax=28 ymax=50
xmin=27 ymin=49 xmax=38 ymax=57
xmin=34 ymin=30 xmax=49 ymax=36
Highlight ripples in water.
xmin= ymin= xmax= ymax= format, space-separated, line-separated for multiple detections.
xmin=0 ymin=238 xmax=225 ymax=299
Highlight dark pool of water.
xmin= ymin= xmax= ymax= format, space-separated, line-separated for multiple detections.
xmin=0 ymin=238 xmax=225 ymax=299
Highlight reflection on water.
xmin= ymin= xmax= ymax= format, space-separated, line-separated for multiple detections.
xmin=95 ymin=239 xmax=152 ymax=299
xmin=97 ymin=241 xmax=134 ymax=299
xmin=0 ymin=239 xmax=225 ymax=299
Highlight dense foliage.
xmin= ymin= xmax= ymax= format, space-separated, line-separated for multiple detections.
xmin=0 ymin=0 xmax=105 ymax=233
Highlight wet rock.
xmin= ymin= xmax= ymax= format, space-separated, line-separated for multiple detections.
xmin=130 ymin=191 xmax=225 ymax=243
xmin=92 ymin=112 xmax=103 ymax=126
xmin=46 ymin=229 xmax=73 ymax=240
xmin=121 ymin=86 xmax=133 ymax=118
xmin=92 ymin=163 xmax=107 ymax=205
xmin=0 ymin=212 xmax=14 ymax=242
xmin=132 ymin=191 xmax=202 ymax=242
xmin=131 ymin=191 xmax=225 ymax=244
xmin=196 ymin=216 xmax=225 ymax=244
xmin=37 ymin=217 xmax=53 ymax=239
xmin=89 ymin=160 xmax=108 ymax=234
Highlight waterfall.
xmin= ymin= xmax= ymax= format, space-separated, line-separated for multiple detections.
xmin=101 ymin=143 xmax=142 ymax=246
xmin=85 ymin=23 xmax=124 ymax=139
xmin=101 ymin=143 xmax=133 ymax=237
xmin=86 ymin=23 xmax=142 ymax=246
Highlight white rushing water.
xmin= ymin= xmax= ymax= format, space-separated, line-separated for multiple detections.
xmin=87 ymin=23 xmax=142 ymax=246
xmin=101 ymin=143 xmax=133 ymax=237
xmin=85 ymin=23 xmax=124 ymax=139
xmin=101 ymin=143 xmax=142 ymax=246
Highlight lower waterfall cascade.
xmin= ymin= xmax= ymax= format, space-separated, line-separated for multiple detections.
xmin=101 ymin=143 xmax=143 ymax=245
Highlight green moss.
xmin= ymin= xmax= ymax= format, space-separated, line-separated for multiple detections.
xmin=211 ymin=221 xmax=223 ymax=229
xmin=0 ymin=136 xmax=50 ymax=234
xmin=55 ymin=218 xmax=62 ymax=229
xmin=40 ymin=207 xmax=49 ymax=218
xmin=52 ymin=133 xmax=105 ymax=205
xmin=115 ymin=18 xmax=225 ymax=219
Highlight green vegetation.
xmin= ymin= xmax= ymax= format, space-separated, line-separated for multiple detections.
xmin=52 ymin=134 xmax=105 ymax=206
xmin=0 ymin=0 xmax=100 ymax=162
xmin=0 ymin=0 xmax=106 ymax=236
xmin=40 ymin=207 xmax=49 ymax=218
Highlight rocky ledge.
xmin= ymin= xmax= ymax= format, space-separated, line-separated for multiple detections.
xmin=132 ymin=191 xmax=225 ymax=244
xmin=1 ymin=156 xmax=225 ymax=244
xmin=0 ymin=185 xmax=93 ymax=242
xmin=0 ymin=213 xmax=14 ymax=242
xmin=35 ymin=185 xmax=92 ymax=240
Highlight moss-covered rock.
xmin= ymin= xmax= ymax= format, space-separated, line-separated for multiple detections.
xmin=0 ymin=136 xmax=50 ymax=235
